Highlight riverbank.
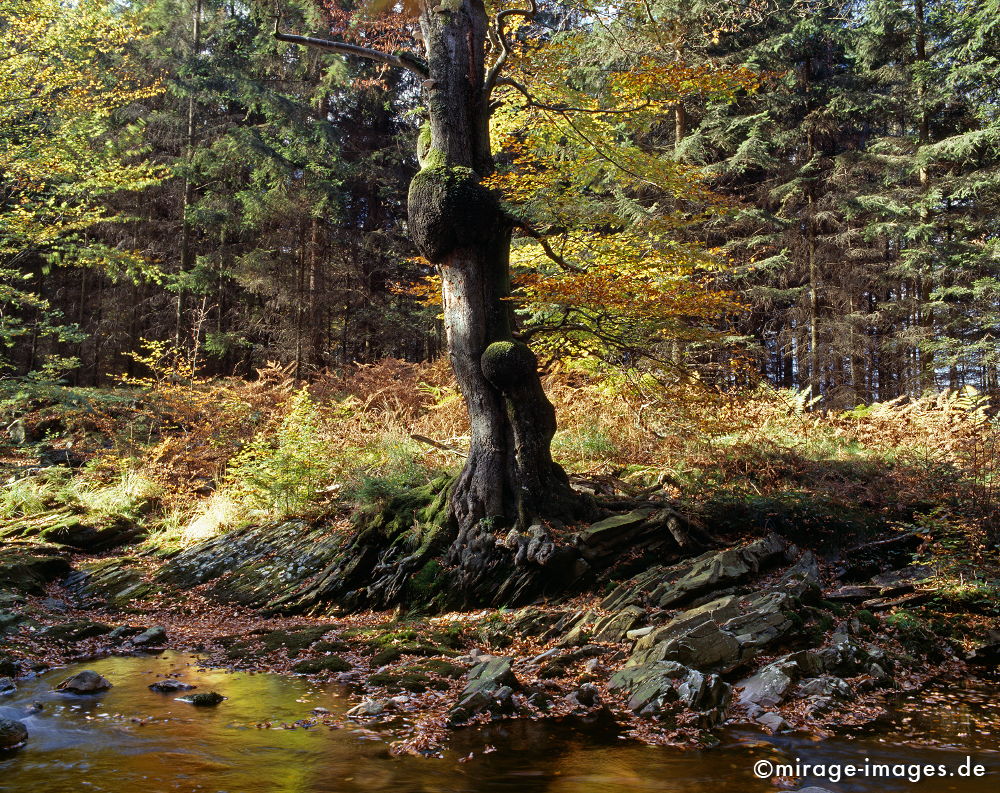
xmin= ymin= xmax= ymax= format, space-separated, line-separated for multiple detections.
xmin=1 ymin=517 xmax=997 ymax=757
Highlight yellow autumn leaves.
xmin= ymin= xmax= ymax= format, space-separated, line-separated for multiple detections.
xmin=1 ymin=0 xmax=164 ymax=266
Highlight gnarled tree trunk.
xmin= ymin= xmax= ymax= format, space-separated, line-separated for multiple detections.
xmin=275 ymin=0 xmax=591 ymax=607
xmin=408 ymin=0 xmax=582 ymax=545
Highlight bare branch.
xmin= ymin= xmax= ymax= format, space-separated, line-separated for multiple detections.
xmin=494 ymin=77 xmax=651 ymax=115
xmin=273 ymin=16 xmax=428 ymax=78
xmin=508 ymin=216 xmax=585 ymax=273
xmin=484 ymin=0 xmax=538 ymax=95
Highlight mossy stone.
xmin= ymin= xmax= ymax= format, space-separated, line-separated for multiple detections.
xmin=39 ymin=621 xmax=114 ymax=643
xmin=293 ymin=655 xmax=351 ymax=674
xmin=183 ymin=691 xmax=225 ymax=706
xmin=259 ymin=626 xmax=330 ymax=655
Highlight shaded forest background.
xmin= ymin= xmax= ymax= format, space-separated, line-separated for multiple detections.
xmin=5 ymin=0 xmax=999 ymax=408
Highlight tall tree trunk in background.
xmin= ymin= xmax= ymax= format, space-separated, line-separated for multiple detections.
xmin=408 ymin=0 xmax=580 ymax=542
xmin=176 ymin=0 xmax=202 ymax=347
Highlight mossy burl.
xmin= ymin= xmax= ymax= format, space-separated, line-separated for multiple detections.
xmin=481 ymin=340 xmax=537 ymax=390
xmin=407 ymin=159 xmax=499 ymax=263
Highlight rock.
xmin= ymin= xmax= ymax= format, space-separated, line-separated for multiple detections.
xmin=448 ymin=656 xmax=520 ymax=725
xmin=635 ymin=619 xmax=742 ymax=672
xmin=346 ymin=698 xmax=387 ymax=718
xmin=1 ymin=509 xmax=139 ymax=551
xmin=633 ymin=595 xmax=740 ymax=655
xmin=965 ymin=633 xmax=1000 ymax=667
xmin=601 ymin=533 xmax=787 ymax=613
xmin=179 ymin=692 xmax=225 ymax=706
xmin=0 ymin=718 xmax=27 ymax=750
xmin=40 ymin=620 xmax=115 ymax=643
xmin=0 ymin=548 xmax=70 ymax=594
xmin=0 ymin=678 xmax=15 ymax=697
xmin=0 ymin=611 xmax=29 ymax=635
xmin=539 ymin=645 xmax=605 ymax=678
xmin=293 ymin=655 xmax=351 ymax=675
xmin=795 ymin=676 xmax=852 ymax=699
xmin=756 ymin=711 xmax=790 ymax=732
xmin=609 ymin=661 xmax=729 ymax=725
xmin=148 ymin=679 xmax=196 ymax=693
xmin=720 ymin=591 xmax=795 ymax=651
xmin=589 ymin=606 xmax=646 ymax=643
xmin=0 ymin=653 xmax=18 ymax=677
xmin=56 ymin=670 xmax=112 ymax=694
xmin=63 ymin=559 xmax=155 ymax=608
xmin=565 ymin=682 xmax=602 ymax=710
xmin=653 ymin=533 xmax=788 ymax=609
xmin=736 ymin=662 xmax=796 ymax=708
xmin=777 ymin=551 xmax=821 ymax=599
xmin=108 ymin=625 xmax=143 ymax=641
xmin=132 ymin=626 xmax=167 ymax=647
xmin=626 ymin=626 xmax=654 ymax=640
xmin=311 ymin=706 xmax=331 ymax=715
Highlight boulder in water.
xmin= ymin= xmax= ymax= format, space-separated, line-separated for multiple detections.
xmin=132 ymin=626 xmax=167 ymax=647
xmin=0 ymin=718 xmax=27 ymax=749
xmin=56 ymin=670 xmax=112 ymax=694
xmin=179 ymin=691 xmax=225 ymax=706
xmin=149 ymin=678 xmax=195 ymax=693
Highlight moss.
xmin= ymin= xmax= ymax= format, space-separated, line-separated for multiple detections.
xmin=407 ymin=165 xmax=499 ymax=262
xmin=368 ymin=659 xmax=464 ymax=693
xmin=293 ymin=655 xmax=351 ymax=674
xmin=39 ymin=620 xmax=114 ymax=643
xmin=783 ymin=609 xmax=805 ymax=629
xmin=312 ymin=639 xmax=348 ymax=653
xmin=370 ymin=642 xmax=458 ymax=667
xmin=0 ymin=549 xmax=70 ymax=594
xmin=481 ymin=340 xmax=537 ymax=391
xmin=856 ymin=609 xmax=879 ymax=629
xmin=417 ymin=124 xmax=433 ymax=167
xmin=368 ymin=669 xmax=442 ymax=693
xmin=408 ymin=559 xmax=443 ymax=601
xmin=418 ymin=658 xmax=465 ymax=677
xmin=258 ymin=625 xmax=330 ymax=655
xmin=183 ymin=692 xmax=225 ymax=706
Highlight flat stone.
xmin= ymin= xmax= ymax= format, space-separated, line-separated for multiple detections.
xmin=56 ymin=670 xmax=112 ymax=694
xmin=149 ymin=679 xmax=195 ymax=693
xmin=796 ymin=676 xmax=852 ymax=699
xmin=132 ymin=626 xmax=167 ymax=646
xmin=578 ymin=509 xmax=655 ymax=547
xmin=736 ymin=662 xmax=796 ymax=707
xmin=756 ymin=711 xmax=790 ymax=732
xmin=634 ymin=619 xmax=742 ymax=672
xmin=590 ymin=606 xmax=645 ymax=642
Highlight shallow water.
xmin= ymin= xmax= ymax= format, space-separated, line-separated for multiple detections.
xmin=0 ymin=652 xmax=996 ymax=793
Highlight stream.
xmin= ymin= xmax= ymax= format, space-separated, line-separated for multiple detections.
xmin=0 ymin=652 xmax=996 ymax=793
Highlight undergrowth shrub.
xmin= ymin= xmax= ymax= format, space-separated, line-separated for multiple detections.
xmin=222 ymin=388 xmax=332 ymax=518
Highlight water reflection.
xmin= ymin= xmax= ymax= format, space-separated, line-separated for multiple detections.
xmin=0 ymin=653 xmax=995 ymax=793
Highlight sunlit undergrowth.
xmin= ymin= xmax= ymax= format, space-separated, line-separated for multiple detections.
xmin=1 ymin=350 xmax=998 ymax=590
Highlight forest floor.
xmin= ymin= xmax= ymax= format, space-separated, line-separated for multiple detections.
xmin=1 ymin=363 xmax=999 ymax=754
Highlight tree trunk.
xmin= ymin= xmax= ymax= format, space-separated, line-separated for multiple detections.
xmin=409 ymin=0 xmax=581 ymax=541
